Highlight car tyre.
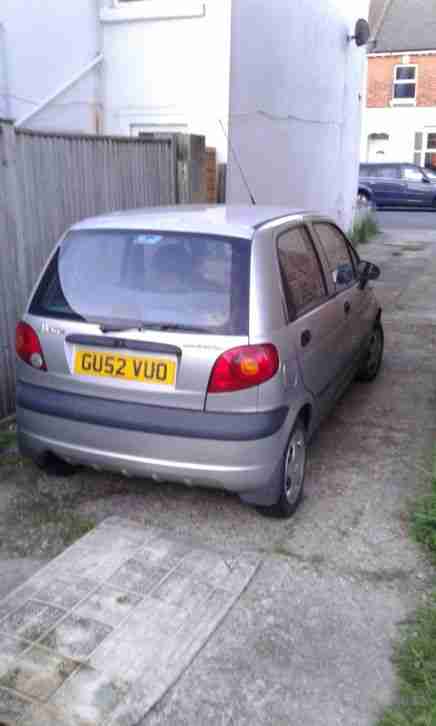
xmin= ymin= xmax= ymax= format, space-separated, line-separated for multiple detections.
xmin=261 ymin=418 xmax=306 ymax=519
xmin=357 ymin=191 xmax=373 ymax=209
xmin=356 ymin=321 xmax=384 ymax=383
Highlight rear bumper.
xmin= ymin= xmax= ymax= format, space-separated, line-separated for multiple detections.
xmin=17 ymin=382 xmax=288 ymax=442
xmin=16 ymin=382 xmax=289 ymax=499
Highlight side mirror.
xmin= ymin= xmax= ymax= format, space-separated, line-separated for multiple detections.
xmin=358 ymin=260 xmax=380 ymax=288
xmin=423 ymin=176 xmax=431 ymax=184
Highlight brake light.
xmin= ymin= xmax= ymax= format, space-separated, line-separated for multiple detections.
xmin=208 ymin=344 xmax=279 ymax=393
xmin=16 ymin=322 xmax=47 ymax=370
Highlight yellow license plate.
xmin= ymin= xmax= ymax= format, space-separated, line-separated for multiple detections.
xmin=74 ymin=349 xmax=176 ymax=385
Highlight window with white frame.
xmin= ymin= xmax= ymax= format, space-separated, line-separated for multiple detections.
xmin=393 ymin=65 xmax=417 ymax=103
xmin=414 ymin=131 xmax=436 ymax=170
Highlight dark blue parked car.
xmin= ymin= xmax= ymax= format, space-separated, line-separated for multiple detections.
xmin=358 ymin=163 xmax=436 ymax=209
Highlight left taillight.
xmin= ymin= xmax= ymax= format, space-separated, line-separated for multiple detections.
xmin=16 ymin=322 xmax=47 ymax=371
xmin=208 ymin=344 xmax=279 ymax=393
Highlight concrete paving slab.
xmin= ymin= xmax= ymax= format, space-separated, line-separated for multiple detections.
xmin=0 ymin=635 xmax=28 ymax=679
xmin=75 ymin=585 xmax=141 ymax=628
xmin=0 ymin=646 xmax=78 ymax=701
xmin=1 ymin=602 xmax=66 ymax=643
xmin=0 ymin=561 xmax=46 ymax=603
xmin=0 ymin=687 xmax=30 ymax=725
xmin=0 ymin=518 xmax=259 ymax=725
xmin=40 ymin=613 xmax=113 ymax=661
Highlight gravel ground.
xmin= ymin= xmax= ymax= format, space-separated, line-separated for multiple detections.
xmin=0 ymin=226 xmax=435 ymax=724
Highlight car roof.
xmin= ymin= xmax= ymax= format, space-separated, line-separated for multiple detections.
xmin=70 ymin=205 xmax=310 ymax=239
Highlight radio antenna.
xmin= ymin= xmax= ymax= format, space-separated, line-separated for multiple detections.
xmin=219 ymin=120 xmax=256 ymax=205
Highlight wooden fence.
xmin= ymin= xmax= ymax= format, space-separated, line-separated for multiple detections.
xmin=0 ymin=121 xmax=208 ymax=417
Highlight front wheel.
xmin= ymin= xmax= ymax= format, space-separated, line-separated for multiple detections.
xmin=262 ymin=419 xmax=307 ymax=519
xmin=356 ymin=322 xmax=384 ymax=382
xmin=357 ymin=191 xmax=373 ymax=209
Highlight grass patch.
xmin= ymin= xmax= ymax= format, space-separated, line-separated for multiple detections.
xmin=349 ymin=211 xmax=380 ymax=245
xmin=0 ymin=430 xmax=17 ymax=453
xmin=378 ymin=466 xmax=436 ymax=725
xmin=29 ymin=509 xmax=96 ymax=548
xmin=412 ymin=473 xmax=436 ymax=560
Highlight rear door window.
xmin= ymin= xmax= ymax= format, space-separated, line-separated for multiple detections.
xmin=313 ymin=223 xmax=356 ymax=293
xmin=30 ymin=230 xmax=251 ymax=336
xmin=277 ymin=225 xmax=327 ymax=319
xmin=381 ymin=166 xmax=401 ymax=179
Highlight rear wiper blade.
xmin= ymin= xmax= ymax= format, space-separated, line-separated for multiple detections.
xmin=99 ymin=323 xmax=147 ymax=334
xmin=99 ymin=322 xmax=212 ymax=334
xmin=150 ymin=323 xmax=214 ymax=334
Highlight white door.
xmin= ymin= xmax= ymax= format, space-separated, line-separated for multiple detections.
xmin=367 ymin=136 xmax=389 ymax=162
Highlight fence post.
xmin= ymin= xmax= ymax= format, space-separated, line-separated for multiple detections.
xmin=1 ymin=122 xmax=28 ymax=315
xmin=176 ymin=134 xmax=207 ymax=204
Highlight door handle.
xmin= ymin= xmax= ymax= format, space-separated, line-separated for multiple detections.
xmin=301 ymin=329 xmax=311 ymax=347
xmin=344 ymin=301 xmax=351 ymax=315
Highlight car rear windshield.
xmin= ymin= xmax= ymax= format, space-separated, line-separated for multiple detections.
xmin=29 ymin=229 xmax=251 ymax=336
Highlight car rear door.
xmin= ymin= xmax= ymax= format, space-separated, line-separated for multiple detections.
xmin=401 ymin=166 xmax=435 ymax=206
xmin=274 ymin=223 xmax=347 ymax=399
xmin=311 ymin=221 xmax=374 ymax=369
xmin=372 ymin=165 xmax=405 ymax=206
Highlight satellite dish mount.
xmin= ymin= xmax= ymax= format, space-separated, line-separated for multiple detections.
xmin=348 ymin=18 xmax=371 ymax=47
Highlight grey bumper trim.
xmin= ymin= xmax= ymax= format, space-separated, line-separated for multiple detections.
xmin=17 ymin=382 xmax=288 ymax=442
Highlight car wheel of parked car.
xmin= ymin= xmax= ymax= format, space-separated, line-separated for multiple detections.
xmin=356 ymin=322 xmax=384 ymax=383
xmin=263 ymin=418 xmax=306 ymax=519
xmin=357 ymin=191 xmax=372 ymax=209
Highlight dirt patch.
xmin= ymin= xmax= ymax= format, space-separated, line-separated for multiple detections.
xmin=0 ymin=453 xmax=100 ymax=559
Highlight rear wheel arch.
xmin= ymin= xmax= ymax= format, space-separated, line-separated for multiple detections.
xmin=298 ymin=403 xmax=312 ymax=432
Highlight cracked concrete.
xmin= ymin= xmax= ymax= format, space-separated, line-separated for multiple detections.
xmin=0 ymin=212 xmax=435 ymax=724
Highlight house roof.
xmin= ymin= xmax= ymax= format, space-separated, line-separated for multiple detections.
xmin=371 ymin=0 xmax=436 ymax=53
xmin=369 ymin=0 xmax=389 ymax=34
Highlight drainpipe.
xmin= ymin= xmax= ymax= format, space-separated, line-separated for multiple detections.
xmin=14 ymin=53 xmax=104 ymax=129
xmin=0 ymin=22 xmax=12 ymax=119
xmin=94 ymin=0 xmax=104 ymax=133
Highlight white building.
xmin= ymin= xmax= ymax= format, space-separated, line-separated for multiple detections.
xmin=0 ymin=0 xmax=231 ymax=160
xmin=227 ymin=0 xmax=370 ymax=228
xmin=1 ymin=0 xmax=369 ymax=219
xmin=0 ymin=0 xmax=100 ymax=134
xmin=101 ymin=1 xmax=231 ymax=161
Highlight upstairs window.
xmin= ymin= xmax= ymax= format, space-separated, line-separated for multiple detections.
xmin=393 ymin=65 xmax=417 ymax=103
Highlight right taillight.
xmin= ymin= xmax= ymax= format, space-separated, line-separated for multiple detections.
xmin=16 ymin=321 xmax=47 ymax=370
xmin=208 ymin=344 xmax=279 ymax=393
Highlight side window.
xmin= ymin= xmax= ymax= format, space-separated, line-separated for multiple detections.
xmin=277 ymin=226 xmax=327 ymax=318
xmin=403 ymin=166 xmax=424 ymax=182
xmin=313 ymin=223 xmax=356 ymax=292
xmin=381 ymin=166 xmax=400 ymax=179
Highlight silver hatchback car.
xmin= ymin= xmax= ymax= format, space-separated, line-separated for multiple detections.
xmin=16 ymin=206 xmax=383 ymax=518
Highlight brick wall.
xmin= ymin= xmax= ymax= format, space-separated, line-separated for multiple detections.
xmin=367 ymin=54 xmax=436 ymax=107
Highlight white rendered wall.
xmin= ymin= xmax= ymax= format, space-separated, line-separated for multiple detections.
xmin=0 ymin=0 xmax=100 ymax=132
xmin=101 ymin=0 xmax=232 ymax=160
xmin=227 ymin=0 xmax=370 ymax=229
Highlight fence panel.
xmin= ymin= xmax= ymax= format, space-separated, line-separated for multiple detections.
xmin=0 ymin=122 xmax=177 ymax=417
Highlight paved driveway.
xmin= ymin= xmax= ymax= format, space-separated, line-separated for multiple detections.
xmin=1 ymin=217 xmax=436 ymax=725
